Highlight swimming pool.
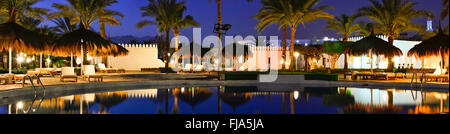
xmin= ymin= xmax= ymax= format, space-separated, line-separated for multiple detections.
xmin=1 ymin=86 xmax=448 ymax=114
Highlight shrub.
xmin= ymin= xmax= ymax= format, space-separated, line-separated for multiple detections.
xmin=223 ymin=72 xmax=262 ymax=80
xmin=159 ymin=68 xmax=177 ymax=73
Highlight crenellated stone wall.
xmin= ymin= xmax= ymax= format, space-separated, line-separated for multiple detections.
xmin=107 ymin=44 xmax=164 ymax=71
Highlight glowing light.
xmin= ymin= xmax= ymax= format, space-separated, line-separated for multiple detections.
xmin=305 ymin=43 xmax=308 ymax=46
xmin=17 ymin=102 xmax=23 ymax=109
xmin=181 ymin=87 xmax=185 ymax=93
xmin=294 ymin=91 xmax=299 ymax=100
xmin=46 ymin=58 xmax=51 ymax=63
xmin=294 ymin=52 xmax=300 ymax=58
xmin=393 ymin=57 xmax=400 ymax=65
xmin=26 ymin=58 xmax=32 ymax=63
xmin=280 ymin=59 xmax=284 ymax=64
xmin=16 ymin=57 xmax=24 ymax=63
xmin=285 ymin=62 xmax=290 ymax=65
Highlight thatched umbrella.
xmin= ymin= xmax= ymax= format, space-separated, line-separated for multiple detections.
xmin=408 ymin=27 xmax=449 ymax=69
xmin=345 ymin=30 xmax=403 ymax=72
xmin=52 ymin=23 xmax=127 ymax=69
xmin=219 ymin=93 xmax=251 ymax=112
xmin=0 ymin=22 xmax=49 ymax=74
xmin=175 ymin=88 xmax=213 ymax=110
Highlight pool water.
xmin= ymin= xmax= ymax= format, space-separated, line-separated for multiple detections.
xmin=1 ymin=86 xmax=448 ymax=114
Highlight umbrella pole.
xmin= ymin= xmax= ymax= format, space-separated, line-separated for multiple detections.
xmin=71 ymin=52 xmax=73 ymax=67
xmin=370 ymin=50 xmax=373 ymax=73
xmin=8 ymin=47 xmax=12 ymax=74
xmin=81 ymin=45 xmax=84 ymax=75
xmin=40 ymin=53 xmax=42 ymax=68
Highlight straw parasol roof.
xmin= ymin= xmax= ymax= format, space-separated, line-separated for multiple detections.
xmin=176 ymin=88 xmax=213 ymax=107
xmin=91 ymin=44 xmax=129 ymax=57
xmin=345 ymin=32 xmax=403 ymax=57
xmin=408 ymin=29 xmax=449 ymax=59
xmin=0 ymin=22 xmax=49 ymax=53
xmin=51 ymin=23 xmax=126 ymax=57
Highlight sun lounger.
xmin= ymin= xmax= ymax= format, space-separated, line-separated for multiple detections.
xmin=423 ymin=69 xmax=448 ymax=82
xmin=82 ymin=65 xmax=103 ymax=82
xmin=60 ymin=67 xmax=78 ymax=82
xmin=0 ymin=76 xmax=8 ymax=85
xmin=98 ymin=63 xmax=125 ymax=73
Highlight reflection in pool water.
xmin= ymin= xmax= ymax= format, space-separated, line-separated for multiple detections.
xmin=0 ymin=87 xmax=448 ymax=114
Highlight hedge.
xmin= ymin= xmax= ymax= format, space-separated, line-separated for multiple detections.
xmin=223 ymin=71 xmax=338 ymax=81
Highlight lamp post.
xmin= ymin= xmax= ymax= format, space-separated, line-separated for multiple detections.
xmin=294 ymin=52 xmax=300 ymax=71
xmin=213 ymin=24 xmax=232 ymax=80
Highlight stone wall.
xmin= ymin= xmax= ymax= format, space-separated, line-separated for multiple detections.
xmin=107 ymin=44 xmax=164 ymax=71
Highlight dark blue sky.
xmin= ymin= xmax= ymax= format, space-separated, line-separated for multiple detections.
xmin=35 ymin=0 xmax=448 ymax=39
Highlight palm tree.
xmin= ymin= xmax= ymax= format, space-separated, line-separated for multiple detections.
xmin=0 ymin=0 xmax=49 ymax=73
xmin=208 ymin=0 xmax=254 ymax=47
xmin=257 ymin=0 xmax=333 ymax=70
xmin=357 ymin=0 xmax=432 ymax=71
xmin=137 ymin=0 xmax=179 ymax=69
xmin=97 ymin=0 xmax=124 ymax=39
xmin=49 ymin=0 xmax=122 ymax=30
xmin=51 ymin=17 xmax=77 ymax=34
xmin=97 ymin=0 xmax=124 ymax=66
xmin=442 ymin=0 xmax=449 ymax=20
xmin=325 ymin=14 xmax=360 ymax=70
xmin=137 ymin=0 xmax=197 ymax=68
xmin=0 ymin=0 xmax=49 ymax=23
xmin=254 ymin=0 xmax=289 ymax=70
xmin=171 ymin=9 xmax=199 ymax=51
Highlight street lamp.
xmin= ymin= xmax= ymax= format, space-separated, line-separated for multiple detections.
xmin=294 ymin=52 xmax=300 ymax=70
xmin=213 ymin=24 xmax=232 ymax=80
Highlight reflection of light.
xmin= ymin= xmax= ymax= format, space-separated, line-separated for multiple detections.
xmin=280 ymin=59 xmax=284 ymax=64
xmin=46 ymin=58 xmax=51 ymax=63
xmin=181 ymin=87 xmax=185 ymax=93
xmin=17 ymin=102 xmax=23 ymax=109
xmin=294 ymin=91 xmax=299 ymax=100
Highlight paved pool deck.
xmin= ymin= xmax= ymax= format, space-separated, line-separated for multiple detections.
xmin=0 ymin=72 xmax=448 ymax=93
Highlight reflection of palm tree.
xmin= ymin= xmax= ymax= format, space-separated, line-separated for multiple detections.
xmin=94 ymin=92 xmax=127 ymax=114
xmin=342 ymin=104 xmax=403 ymax=114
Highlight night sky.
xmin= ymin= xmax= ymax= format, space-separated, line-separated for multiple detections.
xmin=35 ymin=0 xmax=448 ymax=40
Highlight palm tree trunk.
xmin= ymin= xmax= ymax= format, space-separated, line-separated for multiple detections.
xmin=217 ymin=0 xmax=223 ymax=73
xmin=343 ymin=36 xmax=349 ymax=70
xmin=387 ymin=37 xmax=395 ymax=72
xmin=305 ymin=56 xmax=310 ymax=72
xmin=289 ymin=27 xmax=297 ymax=70
xmin=282 ymin=25 xmax=287 ymax=70
xmin=217 ymin=0 xmax=222 ymax=43
xmin=99 ymin=19 xmax=109 ymax=67
xmin=165 ymin=30 xmax=170 ymax=69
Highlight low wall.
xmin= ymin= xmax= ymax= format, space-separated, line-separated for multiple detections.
xmin=108 ymin=44 xmax=164 ymax=71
